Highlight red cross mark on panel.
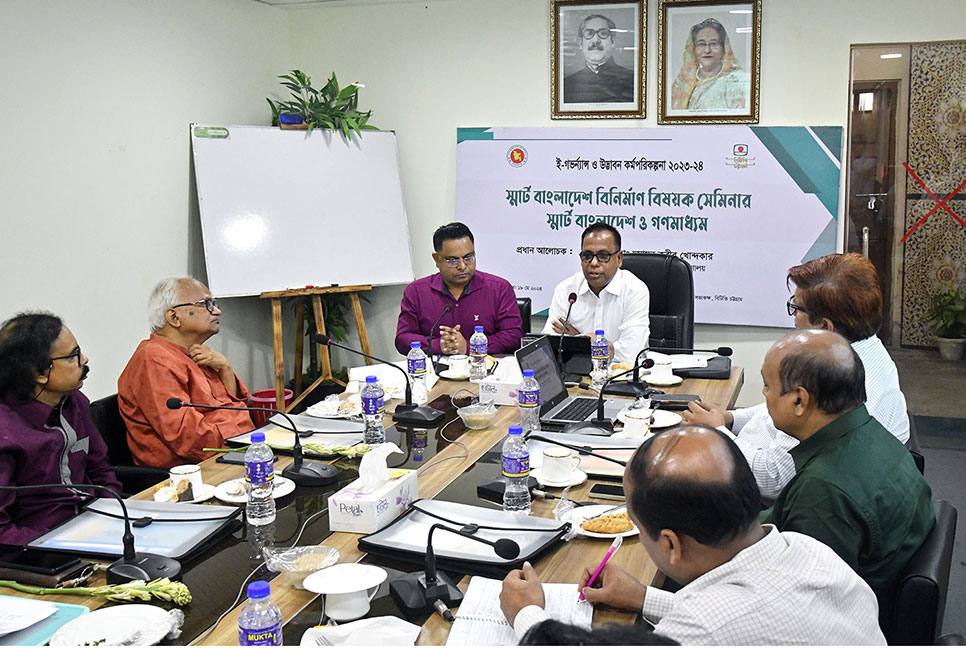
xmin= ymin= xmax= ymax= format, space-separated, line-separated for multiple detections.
xmin=901 ymin=162 xmax=966 ymax=242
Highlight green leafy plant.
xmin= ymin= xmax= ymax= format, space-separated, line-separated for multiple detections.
xmin=925 ymin=289 xmax=966 ymax=338
xmin=266 ymin=69 xmax=376 ymax=140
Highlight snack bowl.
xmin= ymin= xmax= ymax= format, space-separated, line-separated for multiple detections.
xmin=263 ymin=545 xmax=341 ymax=589
xmin=457 ymin=402 xmax=498 ymax=430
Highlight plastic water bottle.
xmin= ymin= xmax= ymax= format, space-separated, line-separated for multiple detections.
xmin=412 ymin=428 xmax=428 ymax=463
xmin=245 ymin=431 xmax=276 ymax=526
xmin=518 ymin=369 xmax=541 ymax=433
xmin=361 ymin=375 xmax=385 ymax=445
xmin=407 ymin=341 xmax=429 ymax=405
xmin=502 ymin=425 xmax=531 ymax=515
xmin=469 ymin=326 xmax=488 ymax=382
xmin=590 ymin=329 xmax=610 ymax=390
xmin=238 ymin=580 xmax=282 ymax=646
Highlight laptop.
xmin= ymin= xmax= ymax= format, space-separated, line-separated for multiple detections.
xmin=515 ymin=335 xmax=628 ymax=430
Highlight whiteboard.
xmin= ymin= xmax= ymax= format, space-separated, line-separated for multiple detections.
xmin=190 ymin=125 xmax=414 ymax=297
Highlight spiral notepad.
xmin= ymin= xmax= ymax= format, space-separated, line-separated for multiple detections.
xmin=445 ymin=576 xmax=593 ymax=646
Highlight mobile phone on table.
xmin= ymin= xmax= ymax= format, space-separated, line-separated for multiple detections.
xmin=0 ymin=548 xmax=83 ymax=575
xmin=588 ymin=483 xmax=625 ymax=501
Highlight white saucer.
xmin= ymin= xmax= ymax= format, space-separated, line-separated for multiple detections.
xmin=531 ymin=467 xmax=588 ymax=488
xmin=566 ymin=504 xmax=640 ymax=539
xmin=303 ymin=563 xmax=388 ymax=595
xmin=439 ymin=369 xmax=470 ymax=380
xmin=616 ymin=408 xmax=683 ymax=429
xmin=214 ymin=475 xmax=296 ymax=504
xmin=646 ymin=375 xmax=683 ymax=386
xmin=153 ymin=482 xmax=215 ymax=504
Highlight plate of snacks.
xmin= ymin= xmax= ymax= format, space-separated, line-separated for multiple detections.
xmin=152 ymin=480 xmax=215 ymax=504
xmin=214 ymin=474 xmax=296 ymax=504
xmin=306 ymin=395 xmax=362 ymax=419
xmin=608 ymin=362 xmax=635 ymax=380
xmin=567 ymin=504 xmax=639 ymax=539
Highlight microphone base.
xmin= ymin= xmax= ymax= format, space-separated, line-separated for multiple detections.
xmin=282 ymin=461 xmax=339 ymax=487
xmin=107 ymin=553 xmax=182 ymax=584
xmin=389 ymin=571 xmax=463 ymax=617
xmin=392 ymin=404 xmax=445 ymax=427
xmin=601 ymin=381 xmax=649 ymax=398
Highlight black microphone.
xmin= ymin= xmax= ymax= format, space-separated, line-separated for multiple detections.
xmin=556 ymin=292 xmax=578 ymax=369
xmin=602 ymin=347 xmax=659 ymax=398
xmin=524 ymin=433 xmax=631 ymax=467
xmin=389 ymin=523 xmax=521 ymax=616
xmin=314 ymin=334 xmax=444 ymax=427
xmin=427 ymin=304 xmax=453 ymax=373
xmin=566 ymin=364 xmax=649 ymax=434
xmin=165 ymin=398 xmax=338 ymax=487
xmin=0 ymin=483 xmax=181 ymax=584
xmin=648 ymin=346 xmax=733 ymax=356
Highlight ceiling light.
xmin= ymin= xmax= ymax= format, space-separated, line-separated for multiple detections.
xmin=880 ymin=53 xmax=903 ymax=59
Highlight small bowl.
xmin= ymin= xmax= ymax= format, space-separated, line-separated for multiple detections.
xmin=457 ymin=402 xmax=497 ymax=430
xmin=263 ymin=545 xmax=341 ymax=589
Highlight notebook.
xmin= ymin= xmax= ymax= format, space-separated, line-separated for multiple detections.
xmin=445 ymin=576 xmax=593 ymax=646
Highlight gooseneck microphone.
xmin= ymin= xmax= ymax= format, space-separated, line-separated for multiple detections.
xmin=649 ymin=346 xmax=733 ymax=356
xmin=0 ymin=483 xmax=181 ymax=584
xmin=165 ymin=398 xmax=338 ymax=487
xmin=427 ymin=305 xmax=454 ymax=373
xmin=556 ymin=292 xmax=578 ymax=369
xmin=314 ymin=334 xmax=444 ymax=427
xmin=523 ymin=433 xmax=631 ymax=467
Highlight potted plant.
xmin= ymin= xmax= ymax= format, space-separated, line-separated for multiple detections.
xmin=925 ymin=289 xmax=966 ymax=360
xmin=266 ymin=70 xmax=376 ymax=141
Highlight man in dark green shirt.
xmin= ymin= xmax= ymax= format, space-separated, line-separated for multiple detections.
xmin=759 ymin=329 xmax=934 ymax=612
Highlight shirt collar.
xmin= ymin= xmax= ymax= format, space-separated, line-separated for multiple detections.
xmin=676 ymin=525 xmax=784 ymax=594
xmin=576 ymin=269 xmax=623 ymax=298
xmin=149 ymin=332 xmax=189 ymax=354
xmin=430 ymin=271 xmax=478 ymax=298
xmin=789 ymin=404 xmax=871 ymax=471
xmin=4 ymin=393 xmax=71 ymax=430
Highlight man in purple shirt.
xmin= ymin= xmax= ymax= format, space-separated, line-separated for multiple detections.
xmin=0 ymin=312 xmax=122 ymax=545
xmin=395 ymin=222 xmax=523 ymax=356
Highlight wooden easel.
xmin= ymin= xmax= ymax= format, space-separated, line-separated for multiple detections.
xmin=259 ymin=285 xmax=374 ymax=412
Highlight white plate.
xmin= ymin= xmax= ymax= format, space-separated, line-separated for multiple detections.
xmin=616 ymin=408 xmax=683 ymax=429
xmin=152 ymin=482 xmax=215 ymax=504
xmin=531 ymin=467 xmax=588 ymax=488
xmin=303 ymin=563 xmax=388 ymax=595
xmin=646 ymin=375 xmax=684 ymax=387
xmin=214 ymin=475 xmax=296 ymax=504
xmin=49 ymin=604 xmax=173 ymax=646
xmin=306 ymin=399 xmax=362 ymax=418
xmin=566 ymin=504 xmax=639 ymax=539
xmin=439 ymin=369 xmax=470 ymax=380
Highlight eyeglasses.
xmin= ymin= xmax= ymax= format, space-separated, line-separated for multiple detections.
xmin=579 ymin=250 xmax=618 ymax=264
xmin=442 ymin=253 xmax=476 ymax=268
xmin=581 ymin=27 xmax=612 ymax=40
xmin=786 ymin=297 xmax=808 ymax=317
xmin=171 ymin=298 xmax=219 ymax=314
xmin=50 ymin=347 xmax=82 ymax=368
xmin=694 ymin=39 xmax=723 ymax=50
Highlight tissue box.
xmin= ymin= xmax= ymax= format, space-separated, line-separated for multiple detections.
xmin=478 ymin=375 xmax=521 ymax=406
xmin=328 ymin=469 xmax=418 ymax=534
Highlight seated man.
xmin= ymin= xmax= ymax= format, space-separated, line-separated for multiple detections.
xmin=395 ymin=222 xmax=523 ymax=356
xmin=500 ymin=425 xmax=885 ymax=645
xmin=685 ymin=253 xmax=909 ymax=500
xmin=759 ymin=329 xmax=934 ymax=609
xmin=118 ymin=277 xmax=252 ymax=468
xmin=0 ymin=312 xmax=122 ymax=545
xmin=542 ymin=223 xmax=649 ymax=364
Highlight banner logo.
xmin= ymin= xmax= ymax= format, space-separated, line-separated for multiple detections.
xmin=507 ymin=145 xmax=528 ymax=167
xmin=733 ymin=144 xmax=748 ymax=156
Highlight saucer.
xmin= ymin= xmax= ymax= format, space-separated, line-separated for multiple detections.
xmin=616 ymin=408 xmax=683 ymax=429
xmin=646 ymin=375 xmax=683 ymax=386
xmin=153 ymin=483 xmax=215 ymax=504
xmin=439 ymin=369 xmax=470 ymax=380
xmin=303 ymin=563 xmax=388 ymax=595
xmin=531 ymin=467 xmax=588 ymax=488
xmin=214 ymin=475 xmax=296 ymax=504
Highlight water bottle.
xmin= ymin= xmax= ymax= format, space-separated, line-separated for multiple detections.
xmin=245 ymin=431 xmax=276 ymax=526
xmin=502 ymin=425 xmax=531 ymax=515
xmin=412 ymin=428 xmax=428 ymax=463
xmin=590 ymin=329 xmax=610 ymax=390
xmin=469 ymin=326 xmax=488 ymax=382
xmin=518 ymin=369 xmax=541 ymax=433
xmin=407 ymin=341 xmax=429 ymax=405
xmin=361 ymin=375 xmax=385 ymax=445
xmin=238 ymin=580 xmax=282 ymax=646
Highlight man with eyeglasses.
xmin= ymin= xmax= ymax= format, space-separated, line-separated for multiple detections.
xmin=396 ymin=222 xmax=523 ymax=357
xmin=542 ymin=223 xmax=649 ymax=364
xmin=118 ymin=277 xmax=252 ymax=469
xmin=0 ymin=312 xmax=122 ymax=544
xmin=563 ymin=13 xmax=635 ymax=104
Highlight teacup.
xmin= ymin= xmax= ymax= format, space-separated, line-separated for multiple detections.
xmin=448 ymin=354 xmax=470 ymax=376
xmin=622 ymin=408 xmax=652 ymax=440
xmin=650 ymin=360 xmax=674 ymax=382
xmin=169 ymin=464 xmax=203 ymax=494
xmin=542 ymin=447 xmax=581 ymax=483
xmin=324 ymin=586 xmax=380 ymax=622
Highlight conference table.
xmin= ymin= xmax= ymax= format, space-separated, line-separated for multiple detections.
xmin=2 ymin=365 xmax=742 ymax=646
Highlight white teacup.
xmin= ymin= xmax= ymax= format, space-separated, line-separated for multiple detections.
xmin=169 ymin=464 xmax=203 ymax=494
xmin=324 ymin=586 xmax=380 ymax=622
xmin=622 ymin=408 xmax=652 ymax=440
xmin=448 ymin=354 xmax=470 ymax=376
xmin=542 ymin=447 xmax=581 ymax=483
xmin=650 ymin=360 xmax=674 ymax=382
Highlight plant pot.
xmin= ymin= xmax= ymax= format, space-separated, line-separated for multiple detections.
xmin=935 ymin=336 xmax=966 ymax=361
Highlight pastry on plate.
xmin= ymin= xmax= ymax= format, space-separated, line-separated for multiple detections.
xmin=610 ymin=362 xmax=633 ymax=372
xmin=581 ymin=511 xmax=633 ymax=534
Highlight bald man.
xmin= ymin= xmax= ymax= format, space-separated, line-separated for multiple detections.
xmin=759 ymin=330 xmax=933 ymax=615
xmin=501 ymin=425 xmax=885 ymax=645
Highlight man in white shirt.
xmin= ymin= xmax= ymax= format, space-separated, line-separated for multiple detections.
xmin=500 ymin=425 xmax=886 ymax=645
xmin=542 ymin=223 xmax=649 ymax=364
xmin=685 ymin=253 xmax=909 ymax=501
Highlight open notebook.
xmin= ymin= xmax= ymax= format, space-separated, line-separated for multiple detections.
xmin=445 ymin=576 xmax=593 ymax=646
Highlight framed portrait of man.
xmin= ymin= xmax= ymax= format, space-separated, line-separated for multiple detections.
xmin=551 ymin=0 xmax=645 ymax=119
xmin=658 ymin=0 xmax=762 ymax=124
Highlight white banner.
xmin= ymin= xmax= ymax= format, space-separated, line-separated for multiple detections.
xmin=455 ymin=127 xmax=842 ymax=327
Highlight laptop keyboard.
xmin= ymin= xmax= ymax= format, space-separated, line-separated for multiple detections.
xmin=552 ymin=397 xmax=599 ymax=421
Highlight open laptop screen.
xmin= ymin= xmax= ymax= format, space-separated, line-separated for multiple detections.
xmin=515 ymin=336 xmax=569 ymax=413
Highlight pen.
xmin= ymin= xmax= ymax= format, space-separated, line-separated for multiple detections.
xmin=579 ymin=535 xmax=622 ymax=601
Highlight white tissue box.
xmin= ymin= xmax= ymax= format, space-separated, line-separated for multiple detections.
xmin=478 ymin=376 xmax=521 ymax=406
xmin=328 ymin=469 xmax=418 ymax=534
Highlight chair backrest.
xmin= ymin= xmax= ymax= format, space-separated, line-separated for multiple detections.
xmin=905 ymin=415 xmax=925 ymax=475
xmin=621 ymin=253 xmax=695 ymax=349
xmin=88 ymin=393 xmax=135 ymax=466
xmin=884 ymin=500 xmax=957 ymax=645
xmin=516 ymin=297 xmax=532 ymax=335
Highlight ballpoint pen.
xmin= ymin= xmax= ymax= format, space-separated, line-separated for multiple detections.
xmin=579 ymin=535 xmax=622 ymax=601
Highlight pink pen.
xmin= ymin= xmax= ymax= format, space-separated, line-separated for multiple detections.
xmin=579 ymin=535 xmax=623 ymax=601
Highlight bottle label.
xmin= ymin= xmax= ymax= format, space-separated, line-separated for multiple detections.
xmin=518 ymin=388 xmax=540 ymax=408
xmin=239 ymin=621 xmax=282 ymax=646
xmin=408 ymin=356 xmax=426 ymax=375
xmin=245 ymin=459 xmax=275 ymax=485
xmin=502 ymin=453 xmax=530 ymax=478
xmin=469 ymin=340 xmax=487 ymax=359
xmin=362 ymin=394 xmax=385 ymax=416
xmin=591 ymin=342 xmax=609 ymax=360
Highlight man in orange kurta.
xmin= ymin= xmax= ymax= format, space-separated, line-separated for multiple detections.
xmin=118 ymin=278 xmax=253 ymax=469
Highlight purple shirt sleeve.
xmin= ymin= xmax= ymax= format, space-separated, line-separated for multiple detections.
xmin=395 ymin=283 xmax=437 ymax=355
xmin=485 ymin=280 xmax=524 ymax=354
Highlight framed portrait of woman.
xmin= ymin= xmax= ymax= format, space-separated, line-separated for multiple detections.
xmin=551 ymin=0 xmax=645 ymax=119
xmin=658 ymin=0 xmax=761 ymax=124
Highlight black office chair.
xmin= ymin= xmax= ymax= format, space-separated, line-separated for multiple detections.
xmin=516 ymin=297 xmax=532 ymax=334
xmin=906 ymin=415 xmax=926 ymax=475
xmin=88 ymin=394 xmax=168 ymax=496
xmin=882 ymin=500 xmax=957 ymax=645
xmin=621 ymin=253 xmax=695 ymax=349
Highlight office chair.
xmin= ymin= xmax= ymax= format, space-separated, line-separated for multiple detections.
xmin=906 ymin=414 xmax=925 ymax=475
xmin=516 ymin=297 xmax=532 ymax=334
xmin=88 ymin=393 xmax=168 ymax=496
xmin=621 ymin=253 xmax=695 ymax=349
